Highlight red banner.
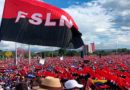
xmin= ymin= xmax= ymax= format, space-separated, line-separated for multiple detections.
xmin=0 ymin=0 xmax=84 ymax=48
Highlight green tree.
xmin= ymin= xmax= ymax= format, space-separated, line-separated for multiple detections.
xmin=58 ymin=48 xmax=67 ymax=56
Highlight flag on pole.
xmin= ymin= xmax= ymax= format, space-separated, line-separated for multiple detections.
xmin=0 ymin=0 xmax=84 ymax=48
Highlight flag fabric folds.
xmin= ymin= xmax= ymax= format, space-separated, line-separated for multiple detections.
xmin=0 ymin=0 xmax=84 ymax=48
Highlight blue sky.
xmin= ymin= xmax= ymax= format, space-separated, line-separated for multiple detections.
xmin=0 ymin=0 xmax=130 ymax=51
xmin=43 ymin=0 xmax=90 ymax=8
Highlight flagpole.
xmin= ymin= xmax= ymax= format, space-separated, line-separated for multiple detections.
xmin=28 ymin=45 xmax=31 ymax=65
xmin=15 ymin=42 xmax=18 ymax=65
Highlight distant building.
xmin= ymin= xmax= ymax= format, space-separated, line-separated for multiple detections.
xmin=83 ymin=45 xmax=89 ymax=55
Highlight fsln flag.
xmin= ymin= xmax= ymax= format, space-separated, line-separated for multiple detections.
xmin=0 ymin=0 xmax=84 ymax=49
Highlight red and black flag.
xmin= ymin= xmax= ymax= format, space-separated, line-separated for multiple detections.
xmin=0 ymin=0 xmax=84 ymax=48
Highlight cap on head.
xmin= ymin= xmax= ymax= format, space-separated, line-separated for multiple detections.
xmin=64 ymin=80 xmax=83 ymax=89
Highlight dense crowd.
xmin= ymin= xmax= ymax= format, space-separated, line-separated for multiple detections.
xmin=0 ymin=55 xmax=130 ymax=90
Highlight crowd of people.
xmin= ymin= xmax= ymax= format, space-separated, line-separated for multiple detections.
xmin=0 ymin=55 xmax=130 ymax=90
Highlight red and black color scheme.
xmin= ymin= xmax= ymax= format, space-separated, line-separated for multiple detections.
xmin=0 ymin=0 xmax=84 ymax=48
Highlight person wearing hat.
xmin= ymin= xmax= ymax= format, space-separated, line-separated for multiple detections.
xmin=64 ymin=80 xmax=83 ymax=90
xmin=34 ymin=76 xmax=63 ymax=90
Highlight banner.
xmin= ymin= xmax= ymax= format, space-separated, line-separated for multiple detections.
xmin=0 ymin=0 xmax=84 ymax=48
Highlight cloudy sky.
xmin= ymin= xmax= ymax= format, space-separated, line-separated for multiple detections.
xmin=0 ymin=0 xmax=130 ymax=51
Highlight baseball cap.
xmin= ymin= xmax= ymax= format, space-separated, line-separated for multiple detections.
xmin=64 ymin=80 xmax=83 ymax=89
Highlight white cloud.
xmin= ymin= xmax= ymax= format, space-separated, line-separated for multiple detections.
xmin=63 ymin=0 xmax=130 ymax=49
xmin=63 ymin=2 xmax=115 ymax=48
xmin=0 ymin=40 xmax=59 ymax=51
xmin=0 ymin=0 xmax=5 ymax=25
xmin=98 ymin=0 xmax=130 ymax=27
xmin=121 ymin=26 xmax=130 ymax=30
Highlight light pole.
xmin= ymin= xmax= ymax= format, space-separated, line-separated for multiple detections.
xmin=28 ymin=45 xmax=31 ymax=65
xmin=15 ymin=42 xmax=18 ymax=65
